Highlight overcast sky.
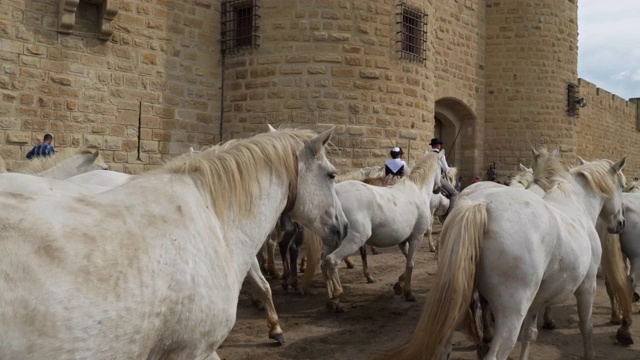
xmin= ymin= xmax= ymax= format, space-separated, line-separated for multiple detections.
xmin=578 ymin=1 xmax=640 ymax=100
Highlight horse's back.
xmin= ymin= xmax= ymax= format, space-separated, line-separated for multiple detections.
xmin=0 ymin=183 xmax=235 ymax=359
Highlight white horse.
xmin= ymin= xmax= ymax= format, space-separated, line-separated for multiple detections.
xmin=426 ymin=193 xmax=450 ymax=252
xmin=321 ymin=152 xmax=442 ymax=311
xmin=384 ymin=155 xmax=629 ymax=360
xmin=65 ymin=170 xmax=132 ymax=187
xmin=11 ymin=147 xmax=108 ymax=179
xmin=0 ymin=127 xmax=347 ymax=359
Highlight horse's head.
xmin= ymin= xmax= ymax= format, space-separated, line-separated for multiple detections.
xmin=602 ymin=156 xmax=627 ymax=234
xmin=580 ymin=156 xmax=627 ymax=234
xmin=77 ymin=150 xmax=109 ymax=172
xmin=289 ymin=127 xmax=348 ymax=245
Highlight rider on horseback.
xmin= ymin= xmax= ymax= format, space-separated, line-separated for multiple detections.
xmin=427 ymin=138 xmax=458 ymax=217
xmin=384 ymin=147 xmax=406 ymax=177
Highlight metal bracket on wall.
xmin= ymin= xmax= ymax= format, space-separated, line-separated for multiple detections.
xmin=58 ymin=0 xmax=119 ymax=41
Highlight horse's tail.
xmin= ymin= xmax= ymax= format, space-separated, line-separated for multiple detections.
xmin=598 ymin=220 xmax=633 ymax=325
xmin=381 ymin=199 xmax=487 ymax=360
xmin=0 ymin=154 xmax=7 ymax=173
xmin=301 ymin=227 xmax=323 ymax=291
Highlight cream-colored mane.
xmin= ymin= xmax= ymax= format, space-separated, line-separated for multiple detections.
xmin=336 ymin=166 xmax=383 ymax=183
xmin=569 ymin=159 xmax=624 ymax=197
xmin=14 ymin=147 xmax=100 ymax=175
xmin=510 ymin=166 xmax=534 ymax=188
xmin=158 ymin=129 xmax=318 ymax=223
xmin=531 ymin=148 xmax=570 ymax=192
xmin=406 ymin=152 xmax=440 ymax=188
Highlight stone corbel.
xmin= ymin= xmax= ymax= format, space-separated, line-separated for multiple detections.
xmin=58 ymin=0 xmax=80 ymax=35
xmin=57 ymin=0 xmax=119 ymax=41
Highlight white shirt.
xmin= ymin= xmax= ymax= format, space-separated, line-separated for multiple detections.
xmin=426 ymin=148 xmax=450 ymax=173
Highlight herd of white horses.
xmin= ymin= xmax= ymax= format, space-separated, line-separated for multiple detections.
xmin=0 ymin=125 xmax=638 ymax=360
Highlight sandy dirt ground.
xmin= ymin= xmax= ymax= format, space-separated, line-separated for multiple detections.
xmin=218 ymin=226 xmax=640 ymax=360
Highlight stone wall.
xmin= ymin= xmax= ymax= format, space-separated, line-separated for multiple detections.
xmin=221 ymin=0 xmax=441 ymax=170
xmin=576 ymin=79 xmax=640 ymax=177
xmin=484 ymin=0 xmax=579 ymax=181
xmin=431 ymin=0 xmax=486 ymax=184
xmin=0 ymin=0 xmax=221 ymax=172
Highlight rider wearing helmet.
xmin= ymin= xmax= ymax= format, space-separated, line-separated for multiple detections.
xmin=385 ymin=147 xmax=406 ymax=177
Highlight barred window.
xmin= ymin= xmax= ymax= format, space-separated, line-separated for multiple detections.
xmin=396 ymin=3 xmax=427 ymax=63
xmin=221 ymin=0 xmax=260 ymax=54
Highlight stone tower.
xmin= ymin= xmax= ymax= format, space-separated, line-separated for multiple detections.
xmin=484 ymin=0 xmax=579 ymax=177
xmin=221 ymin=0 xmax=438 ymax=170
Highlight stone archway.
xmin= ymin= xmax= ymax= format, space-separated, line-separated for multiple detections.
xmin=434 ymin=97 xmax=478 ymax=187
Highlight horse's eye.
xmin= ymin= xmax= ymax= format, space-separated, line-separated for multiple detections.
xmin=329 ymin=172 xmax=336 ymax=180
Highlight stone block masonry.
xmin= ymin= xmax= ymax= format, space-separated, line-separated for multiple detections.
xmin=0 ymin=0 xmax=220 ymax=172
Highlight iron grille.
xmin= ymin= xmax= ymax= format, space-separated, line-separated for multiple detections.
xmin=396 ymin=3 xmax=427 ymax=63
xmin=221 ymin=0 xmax=260 ymax=54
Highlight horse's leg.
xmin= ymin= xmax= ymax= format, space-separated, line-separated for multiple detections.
xmin=541 ymin=306 xmax=556 ymax=330
xmin=359 ymin=245 xmax=374 ymax=283
xmin=518 ymin=312 xmax=539 ymax=360
xmin=279 ymin=229 xmax=294 ymax=292
xmin=480 ymin=293 xmax=494 ymax=345
xmin=299 ymin=254 xmax=306 ymax=273
xmin=344 ymin=256 xmax=355 ymax=269
xmin=266 ymin=232 xmax=281 ymax=279
xmin=369 ymin=245 xmax=380 ymax=255
xmin=574 ymin=277 xmax=596 ymax=360
xmin=393 ymin=241 xmax=409 ymax=296
xmin=323 ymin=235 xmax=367 ymax=313
xmin=256 ymin=244 xmax=268 ymax=275
xmin=604 ymin=274 xmax=623 ymax=325
xmin=427 ymin=227 xmax=436 ymax=252
xmin=482 ymin=304 xmax=528 ymax=360
xmin=399 ymin=234 xmax=422 ymax=302
xmin=287 ymin=229 xmax=304 ymax=294
xmin=247 ymin=257 xmax=285 ymax=344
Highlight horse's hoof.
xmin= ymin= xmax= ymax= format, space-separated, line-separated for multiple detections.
xmin=299 ymin=267 xmax=306 ymax=273
xmin=269 ymin=333 xmax=285 ymax=345
xmin=404 ymin=293 xmax=417 ymax=302
xmin=393 ymin=282 xmax=403 ymax=296
xmin=325 ymin=300 xmax=345 ymax=313
xmin=616 ymin=328 xmax=634 ymax=346
xmin=542 ymin=320 xmax=556 ymax=330
xmin=429 ymin=246 xmax=436 ymax=252
xmin=366 ymin=278 xmax=376 ymax=284
xmin=345 ymin=263 xmax=355 ymax=269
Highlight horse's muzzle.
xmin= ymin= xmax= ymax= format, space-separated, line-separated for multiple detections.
xmin=608 ymin=218 xmax=625 ymax=234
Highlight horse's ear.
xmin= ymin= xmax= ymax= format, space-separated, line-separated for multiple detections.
xmin=550 ymin=148 xmax=560 ymax=158
xmin=92 ymin=150 xmax=100 ymax=161
xmin=267 ymin=124 xmax=277 ymax=132
xmin=611 ymin=156 xmax=627 ymax=173
xmin=519 ymin=163 xmax=528 ymax=172
xmin=530 ymin=146 xmax=539 ymax=159
xmin=309 ymin=127 xmax=335 ymax=155
xmin=189 ymin=147 xmax=195 ymax=153
xmin=577 ymin=156 xmax=587 ymax=165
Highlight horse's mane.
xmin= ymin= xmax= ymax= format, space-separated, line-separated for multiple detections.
xmin=407 ymin=152 xmax=440 ymax=188
xmin=446 ymin=167 xmax=457 ymax=184
xmin=510 ymin=166 xmax=534 ymax=188
xmin=531 ymin=148 xmax=570 ymax=192
xmin=336 ymin=166 xmax=383 ymax=183
xmin=0 ymin=154 xmax=6 ymax=173
xmin=14 ymin=147 xmax=98 ymax=175
xmin=570 ymin=159 xmax=624 ymax=197
xmin=623 ymin=180 xmax=640 ymax=193
xmin=158 ymin=128 xmax=318 ymax=223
